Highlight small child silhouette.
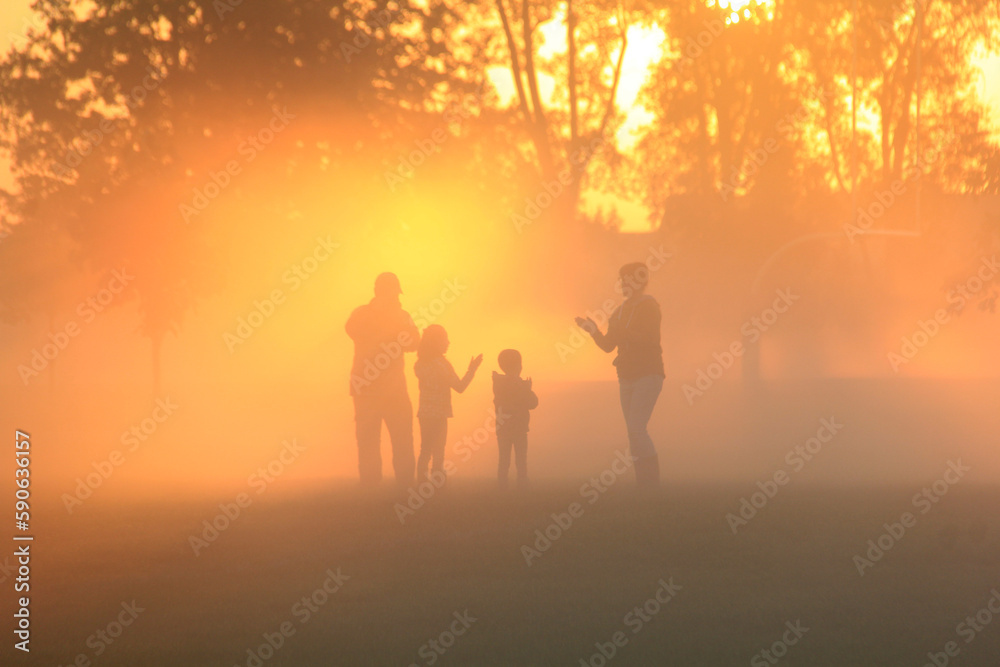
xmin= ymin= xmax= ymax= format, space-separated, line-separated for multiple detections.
xmin=414 ymin=325 xmax=483 ymax=483
xmin=492 ymin=349 xmax=538 ymax=489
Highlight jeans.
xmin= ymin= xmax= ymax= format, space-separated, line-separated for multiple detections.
xmin=497 ymin=431 xmax=528 ymax=487
xmin=353 ymin=391 xmax=415 ymax=487
xmin=417 ymin=415 xmax=448 ymax=479
xmin=619 ymin=375 xmax=663 ymax=462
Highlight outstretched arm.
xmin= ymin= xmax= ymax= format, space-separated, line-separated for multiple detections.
xmin=575 ymin=316 xmax=616 ymax=353
xmin=452 ymin=354 xmax=484 ymax=393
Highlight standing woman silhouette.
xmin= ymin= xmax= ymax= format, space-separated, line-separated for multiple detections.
xmin=575 ymin=262 xmax=664 ymax=487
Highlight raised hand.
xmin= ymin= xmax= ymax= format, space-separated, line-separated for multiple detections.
xmin=469 ymin=354 xmax=484 ymax=373
xmin=574 ymin=316 xmax=598 ymax=335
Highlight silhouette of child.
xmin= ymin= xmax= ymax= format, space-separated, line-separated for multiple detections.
xmin=492 ymin=349 xmax=538 ymax=489
xmin=414 ymin=325 xmax=483 ymax=482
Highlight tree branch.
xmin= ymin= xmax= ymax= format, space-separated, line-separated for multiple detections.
xmin=494 ymin=0 xmax=533 ymax=126
xmin=823 ymin=92 xmax=849 ymax=194
xmin=568 ymin=0 xmax=578 ymax=147
xmin=521 ymin=0 xmax=545 ymax=128
xmin=521 ymin=0 xmax=554 ymax=178
xmin=597 ymin=11 xmax=627 ymax=141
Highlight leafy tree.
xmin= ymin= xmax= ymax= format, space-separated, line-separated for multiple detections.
xmin=631 ymin=0 xmax=1000 ymax=234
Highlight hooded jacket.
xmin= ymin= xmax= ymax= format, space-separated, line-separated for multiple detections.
xmin=492 ymin=372 xmax=538 ymax=436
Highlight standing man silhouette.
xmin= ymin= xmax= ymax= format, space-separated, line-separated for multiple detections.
xmin=346 ymin=272 xmax=419 ymax=488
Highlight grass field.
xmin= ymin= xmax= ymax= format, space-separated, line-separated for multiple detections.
xmin=9 ymin=479 xmax=1000 ymax=666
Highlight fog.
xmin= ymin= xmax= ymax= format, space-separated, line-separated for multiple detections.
xmin=1 ymin=0 xmax=999 ymax=509
xmin=3 ymin=196 xmax=999 ymax=505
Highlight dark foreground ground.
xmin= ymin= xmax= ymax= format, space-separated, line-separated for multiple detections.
xmin=7 ymin=481 xmax=1000 ymax=666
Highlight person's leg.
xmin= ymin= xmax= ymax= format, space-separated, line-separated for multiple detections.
xmin=513 ymin=432 xmax=529 ymax=488
xmin=384 ymin=390 xmax=415 ymax=488
xmin=497 ymin=433 xmax=513 ymax=488
xmin=353 ymin=395 xmax=383 ymax=486
xmin=621 ymin=375 xmax=663 ymax=486
xmin=416 ymin=416 xmax=432 ymax=482
xmin=618 ymin=377 xmax=635 ymax=451
xmin=430 ymin=417 xmax=448 ymax=476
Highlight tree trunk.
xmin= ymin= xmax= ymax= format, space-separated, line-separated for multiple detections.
xmin=568 ymin=0 xmax=578 ymax=147
xmin=521 ymin=0 xmax=555 ymax=181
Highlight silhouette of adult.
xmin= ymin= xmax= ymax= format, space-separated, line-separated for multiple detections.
xmin=575 ymin=262 xmax=664 ymax=487
xmin=346 ymin=272 xmax=419 ymax=487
